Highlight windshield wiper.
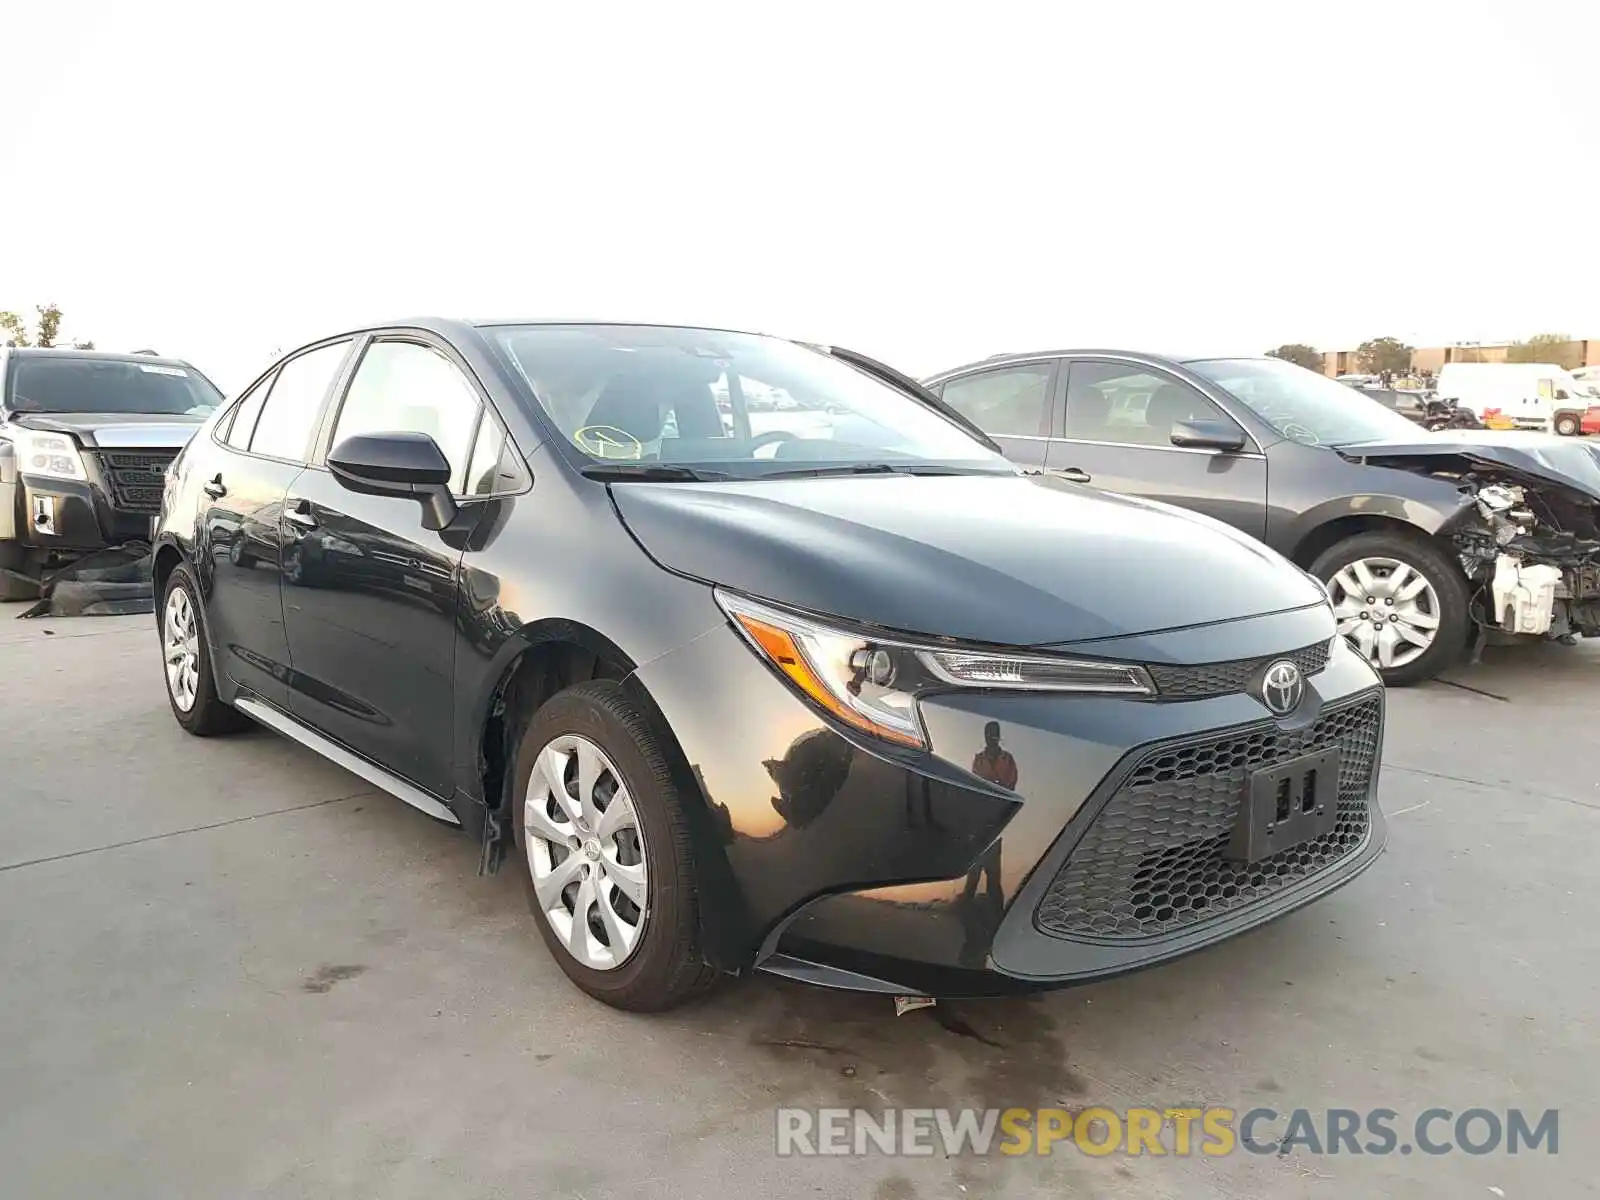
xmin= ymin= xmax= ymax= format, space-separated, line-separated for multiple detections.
xmin=579 ymin=463 xmax=730 ymax=483
xmin=759 ymin=462 xmax=990 ymax=480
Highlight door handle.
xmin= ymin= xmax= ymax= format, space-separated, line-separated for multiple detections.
xmin=283 ymin=499 xmax=318 ymax=529
xmin=203 ymin=474 xmax=227 ymax=498
xmin=1053 ymin=467 xmax=1092 ymax=483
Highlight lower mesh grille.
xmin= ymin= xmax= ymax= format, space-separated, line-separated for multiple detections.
xmin=1034 ymin=693 xmax=1382 ymax=941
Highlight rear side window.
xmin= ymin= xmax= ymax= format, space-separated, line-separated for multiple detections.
xmin=248 ymin=342 xmax=353 ymax=461
xmin=941 ymin=365 xmax=1054 ymax=437
xmin=222 ymin=373 xmax=276 ymax=449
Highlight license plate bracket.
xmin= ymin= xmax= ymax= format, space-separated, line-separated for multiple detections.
xmin=1227 ymin=749 xmax=1342 ymax=863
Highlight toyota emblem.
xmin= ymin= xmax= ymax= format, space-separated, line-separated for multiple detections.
xmin=1259 ymin=659 xmax=1304 ymax=716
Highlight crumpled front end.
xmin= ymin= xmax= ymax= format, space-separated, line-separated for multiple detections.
xmin=1448 ymin=476 xmax=1600 ymax=644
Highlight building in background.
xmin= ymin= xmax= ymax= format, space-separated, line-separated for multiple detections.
xmin=1322 ymin=339 xmax=1600 ymax=378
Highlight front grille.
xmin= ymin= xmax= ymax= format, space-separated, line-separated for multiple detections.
xmin=1034 ymin=692 xmax=1381 ymax=941
xmin=93 ymin=450 xmax=178 ymax=514
xmin=1146 ymin=640 xmax=1331 ymax=700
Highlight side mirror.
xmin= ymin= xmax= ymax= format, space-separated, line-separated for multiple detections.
xmin=1170 ymin=418 xmax=1246 ymax=453
xmin=328 ymin=431 xmax=458 ymax=531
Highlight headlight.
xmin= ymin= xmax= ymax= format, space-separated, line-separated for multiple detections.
xmin=716 ymin=591 xmax=1155 ymax=750
xmin=11 ymin=430 xmax=87 ymax=481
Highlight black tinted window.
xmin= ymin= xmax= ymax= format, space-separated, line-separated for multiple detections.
xmin=1064 ymin=362 xmax=1230 ymax=447
xmin=940 ymin=365 xmax=1053 ymax=437
xmin=6 ymin=357 xmax=221 ymax=415
xmin=249 ymin=342 xmax=352 ymax=461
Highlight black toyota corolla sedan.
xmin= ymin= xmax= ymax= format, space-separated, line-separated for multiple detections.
xmin=152 ymin=320 xmax=1386 ymax=1011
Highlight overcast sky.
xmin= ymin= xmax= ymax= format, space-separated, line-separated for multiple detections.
xmin=4 ymin=0 xmax=1596 ymax=391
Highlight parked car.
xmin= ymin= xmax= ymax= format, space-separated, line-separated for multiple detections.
xmin=925 ymin=350 xmax=1600 ymax=684
xmin=151 ymin=319 xmax=1386 ymax=1011
xmin=0 ymin=348 xmax=221 ymax=600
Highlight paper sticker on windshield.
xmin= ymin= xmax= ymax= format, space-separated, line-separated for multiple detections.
xmin=574 ymin=425 xmax=643 ymax=460
xmin=139 ymin=364 xmax=188 ymax=377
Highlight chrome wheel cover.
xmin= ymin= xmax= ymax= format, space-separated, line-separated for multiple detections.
xmin=163 ymin=586 xmax=201 ymax=712
xmin=1326 ymin=555 xmax=1441 ymax=670
xmin=524 ymin=734 xmax=649 ymax=971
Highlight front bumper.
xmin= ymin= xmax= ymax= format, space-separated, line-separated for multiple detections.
xmin=633 ymin=604 xmax=1386 ymax=995
xmin=8 ymin=464 xmax=167 ymax=555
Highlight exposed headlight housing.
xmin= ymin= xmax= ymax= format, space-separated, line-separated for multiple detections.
xmin=716 ymin=591 xmax=1154 ymax=750
xmin=11 ymin=430 xmax=87 ymax=481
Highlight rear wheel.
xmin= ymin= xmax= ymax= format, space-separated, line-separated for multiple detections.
xmin=512 ymin=680 xmax=718 ymax=1011
xmin=1311 ymin=531 xmax=1471 ymax=686
xmin=160 ymin=564 xmax=250 ymax=735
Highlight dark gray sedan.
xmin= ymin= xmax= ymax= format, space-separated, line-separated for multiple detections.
xmin=926 ymin=351 xmax=1600 ymax=684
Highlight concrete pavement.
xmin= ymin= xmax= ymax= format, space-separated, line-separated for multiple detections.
xmin=1 ymin=605 xmax=1594 ymax=1198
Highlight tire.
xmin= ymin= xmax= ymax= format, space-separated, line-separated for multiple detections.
xmin=1311 ymin=531 xmax=1472 ymax=686
xmin=0 ymin=543 xmax=40 ymax=601
xmin=1554 ymin=412 xmax=1580 ymax=437
xmin=159 ymin=563 xmax=250 ymax=735
xmin=511 ymin=680 xmax=718 ymax=1011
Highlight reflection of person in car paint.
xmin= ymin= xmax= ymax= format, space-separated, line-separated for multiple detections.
xmin=971 ymin=721 xmax=1018 ymax=790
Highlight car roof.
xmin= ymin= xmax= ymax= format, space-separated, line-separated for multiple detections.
xmin=923 ymin=348 xmax=1256 ymax=382
xmin=4 ymin=346 xmax=195 ymax=369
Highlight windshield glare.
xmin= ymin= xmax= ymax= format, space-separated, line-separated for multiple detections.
xmin=1188 ymin=357 xmax=1422 ymax=446
xmin=6 ymin=358 xmax=222 ymax=416
xmin=489 ymin=325 xmax=1010 ymax=476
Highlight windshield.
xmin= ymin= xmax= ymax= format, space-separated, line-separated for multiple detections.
xmin=1188 ymin=357 xmax=1423 ymax=446
xmin=488 ymin=325 xmax=1011 ymax=478
xmin=5 ymin=357 xmax=223 ymax=416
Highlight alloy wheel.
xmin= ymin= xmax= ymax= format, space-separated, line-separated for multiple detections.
xmin=1325 ymin=556 xmax=1440 ymax=670
xmin=524 ymin=734 xmax=650 ymax=971
xmin=163 ymin=586 xmax=201 ymax=712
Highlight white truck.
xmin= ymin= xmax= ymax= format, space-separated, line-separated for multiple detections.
xmin=1434 ymin=362 xmax=1594 ymax=435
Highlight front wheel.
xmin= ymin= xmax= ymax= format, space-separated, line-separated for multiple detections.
xmin=1311 ymin=531 xmax=1471 ymax=686
xmin=511 ymin=680 xmax=718 ymax=1011
xmin=1555 ymin=412 xmax=1581 ymax=437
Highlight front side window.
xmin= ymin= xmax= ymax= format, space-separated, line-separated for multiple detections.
xmin=490 ymin=324 xmax=1009 ymax=478
xmin=940 ymin=364 xmax=1054 ymax=437
xmin=5 ymin=357 xmax=222 ymax=416
xmin=1188 ymin=357 xmax=1421 ymax=447
xmin=330 ymin=340 xmax=485 ymax=493
xmin=249 ymin=342 xmax=352 ymax=461
xmin=1063 ymin=361 xmax=1232 ymax=447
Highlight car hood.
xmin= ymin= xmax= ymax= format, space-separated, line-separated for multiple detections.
xmin=1338 ymin=431 xmax=1600 ymax=499
xmin=5 ymin=410 xmax=205 ymax=449
xmin=609 ymin=473 xmax=1326 ymax=647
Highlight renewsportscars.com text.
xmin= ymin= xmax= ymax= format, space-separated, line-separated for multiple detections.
xmin=775 ymin=1106 xmax=1559 ymax=1158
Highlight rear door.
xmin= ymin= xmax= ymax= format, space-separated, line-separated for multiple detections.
xmin=1046 ymin=358 xmax=1268 ymax=539
xmin=933 ymin=360 xmax=1058 ymax=472
xmin=279 ymin=335 xmax=491 ymax=798
xmin=200 ymin=341 xmax=355 ymax=707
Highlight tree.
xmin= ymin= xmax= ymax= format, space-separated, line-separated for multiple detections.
xmin=1266 ymin=343 xmax=1323 ymax=372
xmin=1356 ymin=336 xmax=1413 ymax=376
xmin=0 ymin=302 xmax=93 ymax=348
xmin=1506 ymin=333 xmax=1579 ymax=369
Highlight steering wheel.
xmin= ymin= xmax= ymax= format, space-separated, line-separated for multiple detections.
xmin=749 ymin=430 xmax=799 ymax=456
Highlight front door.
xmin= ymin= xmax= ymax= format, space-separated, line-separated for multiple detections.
xmin=1047 ymin=359 xmax=1268 ymax=540
xmin=279 ymin=337 xmax=490 ymax=799
xmin=935 ymin=360 xmax=1058 ymax=473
